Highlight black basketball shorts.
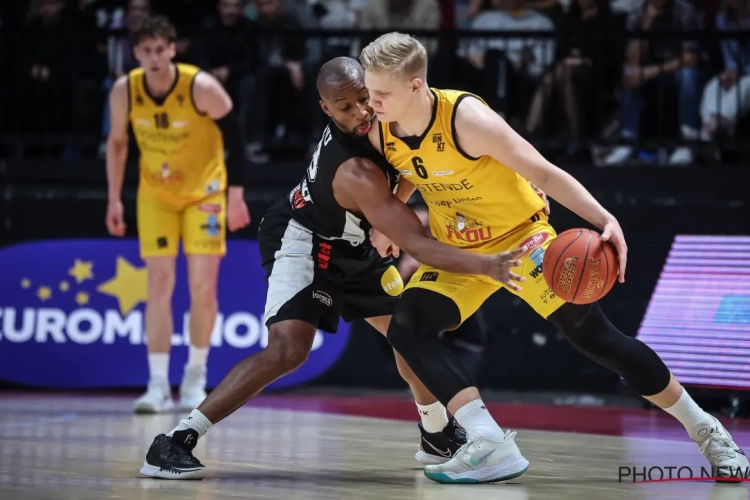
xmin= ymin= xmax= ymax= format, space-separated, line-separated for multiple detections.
xmin=257 ymin=210 xmax=403 ymax=333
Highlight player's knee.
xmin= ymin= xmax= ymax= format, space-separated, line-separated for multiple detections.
xmin=189 ymin=280 xmax=218 ymax=310
xmin=551 ymin=303 xmax=622 ymax=357
xmin=265 ymin=324 xmax=315 ymax=374
xmin=147 ymin=268 xmax=175 ymax=303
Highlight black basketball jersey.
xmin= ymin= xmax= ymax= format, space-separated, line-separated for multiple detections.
xmin=285 ymin=121 xmax=400 ymax=245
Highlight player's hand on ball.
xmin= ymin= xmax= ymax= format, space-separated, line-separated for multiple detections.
xmin=227 ymin=187 xmax=251 ymax=232
xmin=483 ymin=246 xmax=527 ymax=292
xmin=106 ymin=200 xmax=126 ymax=237
xmin=369 ymin=228 xmax=400 ymax=258
xmin=601 ymin=217 xmax=627 ymax=283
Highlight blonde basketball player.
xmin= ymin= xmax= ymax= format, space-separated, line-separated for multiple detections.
xmin=360 ymin=33 xmax=748 ymax=484
xmin=105 ymin=16 xmax=250 ymax=414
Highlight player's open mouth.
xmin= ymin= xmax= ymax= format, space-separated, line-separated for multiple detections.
xmin=357 ymin=118 xmax=373 ymax=134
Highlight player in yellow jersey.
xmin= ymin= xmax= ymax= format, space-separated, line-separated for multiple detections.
xmin=105 ymin=16 xmax=250 ymax=414
xmin=359 ymin=33 xmax=748 ymax=484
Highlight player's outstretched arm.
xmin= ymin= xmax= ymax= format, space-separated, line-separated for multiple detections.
xmin=105 ymin=76 xmax=130 ymax=237
xmin=336 ymin=158 xmax=527 ymax=290
xmin=453 ymin=97 xmax=628 ymax=282
xmin=192 ymin=72 xmax=250 ymax=231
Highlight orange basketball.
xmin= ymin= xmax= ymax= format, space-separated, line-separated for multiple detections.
xmin=541 ymin=228 xmax=619 ymax=304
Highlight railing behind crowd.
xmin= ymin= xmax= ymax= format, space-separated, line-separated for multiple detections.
xmin=1 ymin=28 xmax=749 ymax=165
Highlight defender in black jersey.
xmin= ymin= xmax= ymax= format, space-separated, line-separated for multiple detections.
xmin=140 ymin=58 xmax=527 ymax=480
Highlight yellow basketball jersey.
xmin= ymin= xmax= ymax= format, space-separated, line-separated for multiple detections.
xmin=128 ymin=64 xmax=226 ymax=208
xmin=380 ymin=88 xmax=546 ymax=251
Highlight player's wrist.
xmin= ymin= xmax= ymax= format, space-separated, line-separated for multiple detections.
xmin=228 ymin=186 xmax=244 ymax=198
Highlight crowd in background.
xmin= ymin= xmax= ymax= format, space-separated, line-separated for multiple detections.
xmin=0 ymin=0 xmax=748 ymax=166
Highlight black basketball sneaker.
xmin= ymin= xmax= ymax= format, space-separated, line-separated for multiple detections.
xmin=415 ymin=416 xmax=468 ymax=465
xmin=139 ymin=429 xmax=208 ymax=479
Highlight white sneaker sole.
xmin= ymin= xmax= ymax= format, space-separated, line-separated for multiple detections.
xmin=134 ymin=398 xmax=174 ymax=414
xmin=140 ymin=462 xmax=207 ymax=480
xmin=178 ymin=395 xmax=206 ymax=412
xmin=425 ymin=456 xmax=530 ymax=484
xmin=415 ymin=449 xmax=451 ymax=465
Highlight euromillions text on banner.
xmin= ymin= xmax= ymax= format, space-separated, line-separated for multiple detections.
xmin=0 ymin=239 xmax=351 ymax=389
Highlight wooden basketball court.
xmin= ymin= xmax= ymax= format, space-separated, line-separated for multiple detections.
xmin=1 ymin=393 xmax=749 ymax=500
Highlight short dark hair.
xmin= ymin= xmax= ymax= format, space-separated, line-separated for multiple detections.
xmin=130 ymin=15 xmax=177 ymax=46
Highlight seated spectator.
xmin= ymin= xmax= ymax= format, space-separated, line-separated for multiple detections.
xmin=248 ymin=0 xmax=316 ymax=162
xmin=700 ymin=0 xmax=750 ymax=143
xmin=461 ymin=0 xmax=555 ymax=121
xmin=605 ymin=0 xmax=703 ymax=166
xmin=17 ymin=0 xmax=76 ymax=139
xmin=526 ymin=0 xmax=622 ymax=155
xmin=98 ymin=0 xmax=151 ymax=155
xmin=358 ymin=0 xmax=442 ymax=56
xmin=308 ymin=0 xmax=362 ymax=60
xmin=195 ymin=0 xmax=259 ymax=139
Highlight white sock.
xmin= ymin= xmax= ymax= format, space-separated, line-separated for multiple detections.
xmin=167 ymin=409 xmax=213 ymax=438
xmin=187 ymin=345 xmax=209 ymax=369
xmin=454 ymin=399 xmax=505 ymax=442
xmin=663 ymin=388 xmax=713 ymax=440
xmin=416 ymin=401 xmax=449 ymax=433
xmin=148 ymin=353 xmax=169 ymax=382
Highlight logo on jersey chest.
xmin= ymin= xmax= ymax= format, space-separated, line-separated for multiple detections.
xmin=432 ymin=133 xmax=445 ymax=152
xmin=445 ymin=211 xmax=492 ymax=243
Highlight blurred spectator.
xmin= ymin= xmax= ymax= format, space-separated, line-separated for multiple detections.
xmin=526 ymin=0 xmax=623 ymax=156
xmin=308 ymin=0 xmax=363 ymax=59
xmin=195 ymin=0 xmax=259 ymax=126
xmin=461 ymin=0 xmax=555 ymax=121
xmin=247 ymin=0 xmax=315 ymax=162
xmin=97 ymin=0 xmax=151 ymax=155
xmin=359 ymin=0 xmax=442 ymax=55
xmin=605 ymin=0 xmax=703 ymax=166
xmin=700 ymin=0 xmax=750 ymax=143
xmin=456 ymin=0 xmax=485 ymax=27
xmin=16 ymin=0 xmax=77 ymax=138
xmin=104 ymin=0 xmax=150 ymax=79
xmin=151 ymin=0 xmax=213 ymax=60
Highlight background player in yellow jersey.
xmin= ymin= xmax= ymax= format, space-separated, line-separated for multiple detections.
xmin=105 ymin=16 xmax=250 ymax=414
xmin=359 ymin=33 xmax=748 ymax=484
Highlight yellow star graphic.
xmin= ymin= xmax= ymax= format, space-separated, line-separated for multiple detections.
xmin=96 ymin=257 xmax=148 ymax=315
xmin=75 ymin=291 xmax=89 ymax=306
xmin=21 ymin=278 xmax=31 ymax=289
xmin=59 ymin=281 xmax=70 ymax=292
xmin=69 ymin=259 xmax=94 ymax=284
xmin=37 ymin=286 xmax=52 ymax=301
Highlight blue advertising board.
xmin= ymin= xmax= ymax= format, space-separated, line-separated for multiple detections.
xmin=0 ymin=239 xmax=351 ymax=389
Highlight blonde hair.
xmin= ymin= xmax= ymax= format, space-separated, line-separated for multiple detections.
xmin=359 ymin=32 xmax=428 ymax=79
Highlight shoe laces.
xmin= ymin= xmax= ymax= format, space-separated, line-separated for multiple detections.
xmin=166 ymin=441 xmax=199 ymax=464
xmin=699 ymin=431 xmax=737 ymax=461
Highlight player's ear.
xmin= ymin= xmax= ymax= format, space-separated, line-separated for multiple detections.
xmin=319 ymin=100 xmax=332 ymax=118
xmin=410 ymin=77 xmax=421 ymax=93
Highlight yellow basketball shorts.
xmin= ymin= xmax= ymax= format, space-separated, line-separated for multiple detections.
xmin=406 ymin=213 xmax=566 ymax=325
xmin=136 ymin=191 xmax=227 ymax=258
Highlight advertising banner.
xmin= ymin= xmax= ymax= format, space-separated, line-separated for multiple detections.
xmin=0 ymin=239 xmax=350 ymax=389
xmin=638 ymin=235 xmax=750 ymax=390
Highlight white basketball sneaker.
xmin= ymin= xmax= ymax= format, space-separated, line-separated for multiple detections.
xmin=423 ymin=429 xmax=530 ymax=484
xmin=693 ymin=416 xmax=750 ymax=481
xmin=178 ymin=365 xmax=207 ymax=411
xmin=134 ymin=377 xmax=174 ymax=414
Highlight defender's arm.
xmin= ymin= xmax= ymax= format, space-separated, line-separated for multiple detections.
xmin=337 ymin=158 xmax=524 ymax=286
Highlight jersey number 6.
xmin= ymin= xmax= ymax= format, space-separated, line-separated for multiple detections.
xmin=412 ymin=157 xmax=428 ymax=179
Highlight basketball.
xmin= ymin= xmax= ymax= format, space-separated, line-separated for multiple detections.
xmin=541 ymin=228 xmax=619 ymax=304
